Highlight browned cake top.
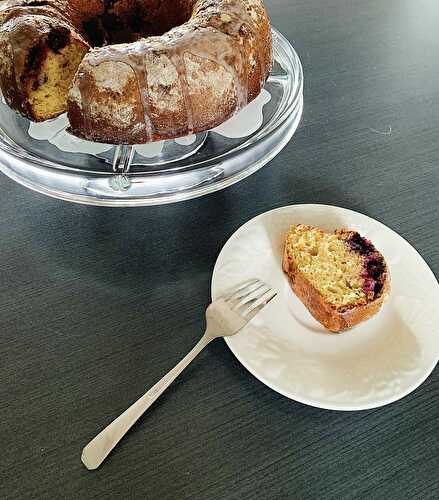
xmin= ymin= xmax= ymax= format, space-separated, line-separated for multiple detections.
xmin=0 ymin=0 xmax=272 ymax=142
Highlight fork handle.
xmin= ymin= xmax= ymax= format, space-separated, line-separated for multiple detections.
xmin=81 ymin=332 xmax=213 ymax=470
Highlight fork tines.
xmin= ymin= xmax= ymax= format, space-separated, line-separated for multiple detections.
xmin=225 ymin=279 xmax=277 ymax=319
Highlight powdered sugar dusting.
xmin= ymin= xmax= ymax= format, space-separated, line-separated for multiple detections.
xmin=69 ymin=86 xmax=82 ymax=109
xmin=27 ymin=88 xmax=271 ymax=155
xmin=91 ymin=61 xmax=134 ymax=93
xmin=88 ymin=101 xmax=135 ymax=127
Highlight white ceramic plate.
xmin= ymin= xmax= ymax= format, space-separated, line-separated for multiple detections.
xmin=212 ymin=204 xmax=439 ymax=411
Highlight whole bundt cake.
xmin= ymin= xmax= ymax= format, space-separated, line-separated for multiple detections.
xmin=0 ymin=0 xmax=272 ymax=144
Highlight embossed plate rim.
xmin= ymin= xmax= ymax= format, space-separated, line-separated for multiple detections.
xmin=211 ymin=204 xmax=439 ymax=411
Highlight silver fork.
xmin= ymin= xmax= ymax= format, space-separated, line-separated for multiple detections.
xmin=81 ymin=279 xmax=276 ymax=470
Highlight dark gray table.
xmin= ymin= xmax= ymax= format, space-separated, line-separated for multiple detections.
xmin=1 ymin=1 xmax=438 ymax=498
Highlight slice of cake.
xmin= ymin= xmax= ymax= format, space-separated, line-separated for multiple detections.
xmin=282 ymin=224 xmax=390 ymax=332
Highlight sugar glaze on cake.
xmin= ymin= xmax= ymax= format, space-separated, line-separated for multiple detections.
xmin=0 ymin=0 xmax=272 ymax=144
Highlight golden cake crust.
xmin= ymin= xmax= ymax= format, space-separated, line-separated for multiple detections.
xmin=67 ymin=0 xmax=272 ymax=143
xmin=0 ymin=0 xmax=272 ymax=143
xmin=282 ymin=225 xmax=390 ymax=333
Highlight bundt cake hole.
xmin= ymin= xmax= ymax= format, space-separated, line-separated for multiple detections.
xmin=22 ymin=0 xmax=49 ymax=6
xmin=82 ymin=18 xmax=106 ymax=46
xmin=82 ymin=0 xmax=194 ymax=47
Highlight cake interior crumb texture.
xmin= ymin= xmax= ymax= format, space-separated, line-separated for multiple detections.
xmin=285 ymin=225 xmax=375 ymax=310
xmin=28 ymin=41 xmax=88 ymax=121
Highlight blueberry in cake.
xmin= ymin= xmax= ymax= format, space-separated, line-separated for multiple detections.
xmin=283 ymin=224 xmax=390 ymax=332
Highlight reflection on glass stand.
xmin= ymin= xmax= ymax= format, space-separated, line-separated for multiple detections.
xmin=0 ymin=28 xmax=303 ymax=206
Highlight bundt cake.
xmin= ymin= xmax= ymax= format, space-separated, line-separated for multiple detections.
xmin=0 ymin=0 xmax=272 ymax=144
xmin=283 ymin=225 xmax=390 ymax=332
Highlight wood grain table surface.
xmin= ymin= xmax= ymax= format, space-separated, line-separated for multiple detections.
xmin=1 ymin=0 xmax=438 ymax=498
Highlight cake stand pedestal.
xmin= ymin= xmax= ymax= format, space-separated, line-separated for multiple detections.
xmin=0 ymin=28 xmax=303 ymax=207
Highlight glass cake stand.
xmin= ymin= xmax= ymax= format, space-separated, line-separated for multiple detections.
xmin=0 ymin=28 xmax=303 ymax=207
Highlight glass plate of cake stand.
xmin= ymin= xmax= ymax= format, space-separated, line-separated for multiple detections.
xmin=0 ymin=28 xmax=303 ymax=207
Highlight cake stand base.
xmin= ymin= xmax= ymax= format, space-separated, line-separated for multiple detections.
xmin=0 ymin=28 xmax=303 ymax=206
